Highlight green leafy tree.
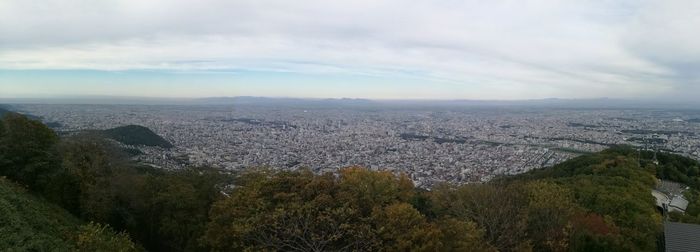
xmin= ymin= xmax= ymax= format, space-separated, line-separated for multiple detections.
xmin=0 ymin=118 xmax=5 ymax=141
xmin=435 ymin=218 xmax=496 ymax=251
xmin=371 ymin=202 xmax=442 ymax=251
xmin=0 ymin=113 xmax=59 ymax=189
xmin=525 ymin=180 xmax=578 ymax=252
xmin=124 ymin=167 xmax=230 ymax=252
xmin=75 ymin=222 xmax=139 ymax=252
xmin=336 ymin=167 xmax=415 ymax=215
xmin=57 ymin=134 xmax=127 ymax=222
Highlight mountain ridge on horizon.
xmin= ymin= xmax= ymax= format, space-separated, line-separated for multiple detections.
xmin=1 ymin=96 xmax=697 ymax=109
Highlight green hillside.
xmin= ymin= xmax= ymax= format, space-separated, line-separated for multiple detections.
xmin=0 ymin=178 xmax=137 ymax=251
xmin=0 ymin=105 xmax=62 ymax=129
xmin=101 ymin=125 xmax=173 ymax=148
xmin=0 ymin=177 xmax=80 ymax=250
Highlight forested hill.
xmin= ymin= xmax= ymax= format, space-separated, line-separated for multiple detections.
xmin=0 ymin=105 xmax=60 ymax=128
xmin=0 ymin=177 xmax=137 ymax=250
xmin=100 ymin=125 xmax=173 ymax=148
xmin=3 ymin=112 xmax=700 ymax=251
xmin=0 ymin=105 xmax=32 ymax=119
xmin=511 ymin=146 xmax=700 ymax=189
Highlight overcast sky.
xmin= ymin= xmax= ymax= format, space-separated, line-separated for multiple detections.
xmin=1 ymin=0 xmax=699 ymax=100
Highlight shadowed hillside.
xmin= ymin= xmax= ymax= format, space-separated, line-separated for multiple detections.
xmin=0 ymin=106 xmax=8 ymax=117
xmin=0 ymin=178 xmax=137 ymax=251
xmin=101 ymin=125 xmax=173 ymax=148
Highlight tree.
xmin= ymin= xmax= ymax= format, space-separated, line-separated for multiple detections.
xmin=568 ymin=213 xmax=622 ymax=252
xmin=57 ymin=134 xmax=127 ymax=222
xmin=0 ymin=113 xmax=59 ymax=189
xmin=75 ymin=222 xmax=139 ymax=252
xmin=525 ymin=180 xmax=578 ymax=252
xmin=124 ymin=167 xmax=230 ymax=252
xmin=336 ymin=167 xmax=415 ymax=215
xmin=435 ymin=218 xmax=496 ymax=252
xmin=560 ymin=175 xmax=660 ymax=251
xmin=0 ymin=118 xmax=5 ymax=140
xmin=203 ymin=167 xmax=445 ymax=252
xmin=371 ymin=202 xmax=442 ymax=251
xmin=431 ymin=182 xmax=531 ymax=251
xmin=204 ymin=169 xmax=381 ymax=251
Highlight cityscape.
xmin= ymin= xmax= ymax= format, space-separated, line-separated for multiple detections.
xmin=15 ymin=102 xmax=700 ymax=187
xmin=4 ymin=0 xmax=700 ymax=250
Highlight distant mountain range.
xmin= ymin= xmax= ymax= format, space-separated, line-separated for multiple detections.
xmin=1 ymin=96 xmax=698 ymax=109
xmin=195 ymin=97 xmax=700 ymax=109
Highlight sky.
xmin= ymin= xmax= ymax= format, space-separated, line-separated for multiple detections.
xmin=1 ymin=0 xmax=699 ymax=100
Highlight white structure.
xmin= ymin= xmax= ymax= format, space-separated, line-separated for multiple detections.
xmin=652 ymin=180 xmax=689 ymax=213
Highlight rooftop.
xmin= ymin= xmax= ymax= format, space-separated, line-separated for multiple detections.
xmin=664 ymin=222 xmax=700 ymax=252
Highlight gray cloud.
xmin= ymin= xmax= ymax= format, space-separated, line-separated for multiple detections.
xmin=0 ymin=0 xmax=698 ymax=100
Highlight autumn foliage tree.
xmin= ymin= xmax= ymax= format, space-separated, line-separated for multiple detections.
xmin=202 ymin=167 xmax=494 ymax=251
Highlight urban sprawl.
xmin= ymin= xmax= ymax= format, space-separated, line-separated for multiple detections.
xmin=16 ymin=104 xmax=700 ymax=187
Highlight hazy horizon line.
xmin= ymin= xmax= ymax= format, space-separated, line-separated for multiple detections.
xmin=0 ymin=94 xmax=650 ymax=102
xmin=2 ymin=95 xmax=699 ymax=108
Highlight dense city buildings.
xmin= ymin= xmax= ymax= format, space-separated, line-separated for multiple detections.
xmin=16 ymin=103 xmax=700 ymax=187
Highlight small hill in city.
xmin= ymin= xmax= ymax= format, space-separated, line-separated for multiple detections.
xmin=101 ymin=125 xmax=173 ymax=148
